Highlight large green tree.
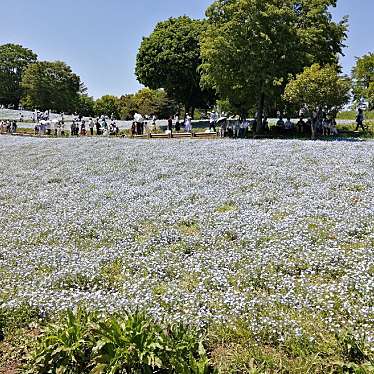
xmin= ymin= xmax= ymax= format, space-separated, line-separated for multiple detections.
xmin=201 ymin=0 xmax=348 ymax=134
xmin=352 ymin=53 xmax=374 ymax=110
xmin=94 ymin=95 xmax=120 ymax=118
xmin=119 ymin=89 xmax=178 ymax=120
xmin=77 ymin=94 xmax=95 ymax=117
xmin=135 ymin=16 xmax=214 ymax=117
xmin=284 ymin=63 xmax=351 ymax=116
xmin=21 ymin=61 xmax=82 ymax=113
xmin=284 ymin=64 xmax=351 ymax=139
xmin=0 ymin=44 xmax=37 ymax=107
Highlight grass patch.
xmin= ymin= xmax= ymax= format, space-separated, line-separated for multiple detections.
xmin=208 ymin=316 xmax=374 ymax=373
xmin=177 ymin=220 xmax=201 ymax=236
xmin=215 ymin=201 xmax=237 ymax=214
xmin=337 ymin=111 xmax=374 ymax=120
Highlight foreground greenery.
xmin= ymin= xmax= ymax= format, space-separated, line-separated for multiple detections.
xmin=1 ymin=307 xmax=373 ymax=373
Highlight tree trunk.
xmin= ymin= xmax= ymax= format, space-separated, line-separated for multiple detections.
xmin=311 ymin=107 xmax=322 ymax=140
xmin=255 ymin=93 xmax=265 ymax=135
xmin=191 ymin=107 xmax=195 ymax=119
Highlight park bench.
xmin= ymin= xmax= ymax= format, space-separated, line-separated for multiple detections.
xmin=133 ymin=134 xmax=149 ymax=139
xmin=150 ymin=133 xmax=171 ymax=139
xmin=193 ymin=132 xmax=218 ymax=139
xmin=172 ymin=132 xmax=192 ymax=139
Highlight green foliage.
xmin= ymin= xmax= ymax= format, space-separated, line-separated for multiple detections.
xmin=118 ymin=94 xmax=138 ymax=120
xmin=119 ymin=88 xmax=178 ymax=120
xmin=0 ymin=304 xmax=41 ymax=337
xmin=284 ymin=64 xmax=351 ymax=117
xmin=352 ymin=52 xmax=374 ymax=110
xmin=94 ymin=95 xmax=121 ymax=118
xmin=28 ymin=308 xmax=214 ymax=373
xmin=201 ymin=0 xmax=348 ymax=132
xmin=77 ymin=94 xmax=95 ymax=117
xmin=21 ymin=60 xmax=82 ymax=113
xmin=0 ymin=43 xmax=37 ymax=106
xmin=136 ymin=16 xmax=215 ymax=114
xmin=29 ymin=308 xmax=96 ymax=373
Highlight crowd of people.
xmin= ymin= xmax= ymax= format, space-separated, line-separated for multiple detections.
xmin=130 ymin=113 xmax=193 ymax=136
xmin=32 ymin=114 xmax=120 ymax=137
xmin=0 ymin=108 xmax=368 ymax=139
xmin=0 ymin=120 xmax=17 ymax=134
xmin=274 ymin=115 xmax=339 ymax=136
xmin=69 ymin=116 xmax=119 ymax=137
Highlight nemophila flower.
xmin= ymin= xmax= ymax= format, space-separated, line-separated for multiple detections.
xmin=0 ymin=136 xmax=373 ymax=345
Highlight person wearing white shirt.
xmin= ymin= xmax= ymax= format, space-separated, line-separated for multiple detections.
xmin=185 ymin=114 xmax=192 ymax=132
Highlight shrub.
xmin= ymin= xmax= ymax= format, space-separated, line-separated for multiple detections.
xmin=29 ymin=308 xmax=96 ymax=373
xmin=28 ymin=308 xmax=215 ymax=373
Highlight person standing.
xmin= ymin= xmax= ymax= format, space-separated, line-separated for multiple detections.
xmin=60 ymin=121 xmax=65 ymax=136
xmin=220 ymin=119 xmax=227 ymax=138
xmin=11 ymin=120 xmax=17 ymax=134
xmin=57 ymin=121 xmax=61 ymax=137
xmin=70 ymin=121 xmax=75 ymax=136
xmin=355 ymin=109 xmax=366 ymax=132
xmin=209 ymin=111 xmax=217 ymax=132
xmin=185 ymin=114 xmax=192 ymax=132
xmin=102 ymin=118 xmax=107 ymax=132
xmin=131 ymin=122 xmax=136 ymax=136
xmin=168 ymin=116 xmax=173 ymax=133
xmin=88 ymin=118 xmax=94 ymax=136
xmin=95 ymin=118 xmax=101 ymax=135
xmin=175 ymin=115 xmax=180 ymax=132
xmin=80 ymin=120 xmax=86 ymax=136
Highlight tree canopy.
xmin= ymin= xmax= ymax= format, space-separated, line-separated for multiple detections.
xmin=77 ymin=94 xmax=95 ymax=117
xmin=94 ymin=95 xmax=121 ymax=118
xmin=200 ymin=0 xmax=348 ymax=133
xmin=119 ymin=89 xmax=177 ymax=120
xmin=283 ymin=64 xmax=351 ymax=118
xmin=0 ymin=43 xmax=37 ymax=106
xmin=352 ymin=53 xmax=374 ymax=110
xmin=135 ymin=16 xmax=214 ymax=116
xmin=21 ymin=61 xmax=82 ymax=113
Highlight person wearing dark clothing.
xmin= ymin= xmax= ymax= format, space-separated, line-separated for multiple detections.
xmin=175 ymin=115 xmax=180 ymax=132
xmin=12 ymin=120 xmax=17 ymax=133
xmin=136 ymin=122 xmax=142 ymax=135
xmin=131 ymin=122 xmax=136 ymax=136
xmin=297 ymin=117 xmax=306 ymax=134
xmin=80 ymin=121 xmax=86 ymax=136
xmin=355 ymin=109 xmax=366 ymax=132
xmin=168 ymin=117 xmax=173 ymax=132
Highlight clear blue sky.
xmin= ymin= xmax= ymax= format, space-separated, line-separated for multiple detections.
xmin=1 ymin=0 xmax=373 ymax=98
